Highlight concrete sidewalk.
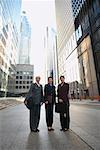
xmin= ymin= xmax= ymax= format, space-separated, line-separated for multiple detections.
xmin=0 ymin=104 xmax=92 ymax=150
xmin=0 ymin=97 xmax=23 ymax=110
xmin=70 ymin=103 xmax=100 ymax=150
xmin=70 ymin=99 xmax=100 ymax=106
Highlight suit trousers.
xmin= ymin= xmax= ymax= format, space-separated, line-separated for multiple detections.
xmin=30 ymin=104 xmax=41 ymax=130
xmin=45 ymin=103 xmax=54 ymax=127
xmin=60 ymin=106 xmax=70 ymax=129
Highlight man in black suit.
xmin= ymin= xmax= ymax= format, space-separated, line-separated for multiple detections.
xmin=25 ymin=76 xmax=43 ymax=132
xmin=57 ymin=76 xmax=70 ymax=131
xmin=44 ymin=77 xmax=56 ymax=131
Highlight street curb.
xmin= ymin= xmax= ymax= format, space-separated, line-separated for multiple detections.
xmin=0 ymin=101 xmax=23 ymax=110
xmin=70 ymin=129 xmax=94 ymax=150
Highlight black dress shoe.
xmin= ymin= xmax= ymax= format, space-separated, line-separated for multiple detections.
xmin=31 ymin=129 xmax=37 ymax=132
xmin=60 ymin=128 xmax=64 ymax=131
xmin=36 ymin=129 xmax=40 ymax=132
xmin=63 ymin=128 xmax=68 ymax=132
xmin=48 ymin=128 xmax=52 ymax=131
xmin=51 ymin=128 xmax=54 ymax=131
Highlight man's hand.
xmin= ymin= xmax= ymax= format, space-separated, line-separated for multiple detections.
xmin=45 ymin=101 xmax=48 ymax=104
xmin=59 ymin=99 xmax=63 ymax=103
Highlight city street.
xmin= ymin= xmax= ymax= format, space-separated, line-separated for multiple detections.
xmin=0 ymin=0 xmax=100 ymax=149
xmin=0 ymin=101 xmax=100 ymax=150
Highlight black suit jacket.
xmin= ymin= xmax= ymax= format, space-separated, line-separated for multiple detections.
xmin=44 ymin=84 xmax=56 ymax=103
xmin=26 ymin=83 xmax=44 ymax=104
xmin=57 ymin=82 xmax=69 ymax=104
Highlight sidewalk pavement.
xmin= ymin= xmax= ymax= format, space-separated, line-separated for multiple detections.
xmin=0 ymin=98 xmax=100 ymax=149
xmin=0 ymin=97 xmax=100 ymax=111
xmin=0 ymin=97 xmax=23 ymax=110
xmin=0 ymin=104 xmax=93 ymax=150
xmin=70 ymin=99 xmax=100 ymax=106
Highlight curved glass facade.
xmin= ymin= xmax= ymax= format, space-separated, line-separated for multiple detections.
xmin=18 ymin=11 xmax=31 ymax=64
xmin=0 ymin=0 xmax=22 ymax=96
xmin=71 ymin=0 xmax=100 ymax=97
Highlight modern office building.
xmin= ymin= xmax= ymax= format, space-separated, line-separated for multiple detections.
xmin=55 ymin=0 xmax=81 ymax=98
xmin=16 ymin=11 xmax=33 ymax=96
xmin=44 ymin=27 xmax=58 ymax=86
xmin=15 ymin=64 xmax=34 ymax=96
xmin=55 ymin=0 xmax=100 ymax=98
xmin=71 ymin=0 xmax=100 ymax=97
xmin=18 ymin=11 xmax=31 ymax=64
xmin=0 ymin=0 xmax=22 ymax=97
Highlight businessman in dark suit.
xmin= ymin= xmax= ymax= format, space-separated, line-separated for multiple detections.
xmin=57 ymin=76 xmax=70 ymax=131
xmin=25 ymin=76 xmax=43 ymax=132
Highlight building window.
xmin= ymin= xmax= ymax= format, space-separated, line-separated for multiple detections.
xmin=30 ymin=76 xmax=33 ymax=79
xmin=23 ymin=81 xmax=25 ymax=84
xmin=16 ymin=86 xmax=18 ymax=89
xmin=27 ymin=86 xmax=29 ymax=89
xmin=27 ymin=76 xmax=29 ymax=79
xmin=16 ymin=76 xmax=19 ymax=79
xmin=23 ymin=76 xmax=26 ymax=79
xmin=16 ymin=81 xmax=18 ymax=84
xmin=20 ymin=81 xmax=22 ymax=84
xmin=27 ymin=81 xmax=29 ymax=84
xmin=20 ymin=71 xmax=22 ymax=74
xmin=23 ymin=72 xmax=26 ymax=75
xmin=20 ymin=76 xmax=22 ymax=79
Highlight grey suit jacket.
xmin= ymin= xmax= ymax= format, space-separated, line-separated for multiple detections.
xmin=26 ymin=83 xmax=44 ymax=104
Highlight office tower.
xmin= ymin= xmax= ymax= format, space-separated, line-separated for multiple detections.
xmin=44 ymin=27 xmax=58 ymax=86
xmin=0 ymin=0 xmax=22 ymax=97
xmin=15 ymin=64 xmax=34 ymax=96
xmin=71 ymin=0 xmax=100 ymax=97
xmin=55 ymin=0 xmax=81 ymax=98
xmin=18 ymin=11 xmax=31 ymax=64
xmin=16 ymin=11 xmax=33 ymax=95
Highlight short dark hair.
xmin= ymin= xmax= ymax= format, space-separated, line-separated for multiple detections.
xmin=48 ymin=77 xmax=53 ymax=81
xmin=60 ymin=76 xmax=65 ymax=79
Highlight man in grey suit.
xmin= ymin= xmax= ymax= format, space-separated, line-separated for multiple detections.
xmin=25 ymin=76 xmax=43 ymax=132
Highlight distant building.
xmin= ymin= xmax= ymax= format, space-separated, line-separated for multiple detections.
xmin=18 ymin=11 xmax=31 ymax=64
xmin=15 ymin=64 xmax=34 ymax=96
xmin=44 ymin=27 xmax=58 ymax=86
xmin=0 ymin=0 xmax=22 ymax=97
xmin=16 ymin=11 xmax=33 ymax=96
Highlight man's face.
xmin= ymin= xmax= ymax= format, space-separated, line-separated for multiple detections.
xmin=60 ymin=77 xmax=65 ymax=83
xmin=48 ymin=78 xmax=53 ymax=84
xmin=36 ymin=77 xmax=41 ymax=83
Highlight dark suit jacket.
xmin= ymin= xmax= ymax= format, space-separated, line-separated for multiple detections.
xmin=44 ymin=84 xmax=56 ymax=104
xmin=26 ymin=83 xmax=44 ymax=104
xmin=57 ymin=82 xmax=69 ymax=104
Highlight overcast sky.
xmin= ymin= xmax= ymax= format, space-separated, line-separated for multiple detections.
xmin=22 ymin=0 xmax=56 ymax=83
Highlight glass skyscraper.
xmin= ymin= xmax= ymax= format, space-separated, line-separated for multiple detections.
xmin=55 ymin=0 xmax=100 ymax=98
xmin=18 ymin=11 xmax=31 ymax=64
xmin=0 ymin=0 xmax=22 ymax=96
xmin=44 ymin=27 xmax=58 ymax=86
xmin=55 ymin=0 xmax=81 ymax=98
xmin=71 ymin=0 xmax=100 ymax=98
